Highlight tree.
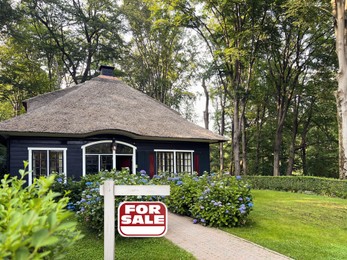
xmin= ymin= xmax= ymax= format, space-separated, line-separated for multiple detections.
xmin=332 ymin=0 xmax=347 ymax=179
xmin=0 ymin=0 xmax=18 ymax=35
xmin=23 ymin=0 xmax=124 ymax=85
xmin=120 ymin=0 xmax=196 ymax=110
xmin=0 ymin=39 xmax=51 ymax=116
xmin=152 ymin=0 xmax=270 ymax=175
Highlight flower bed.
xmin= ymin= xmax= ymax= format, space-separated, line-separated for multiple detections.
xmin=69 ymin=170 xmax=253 ymax=234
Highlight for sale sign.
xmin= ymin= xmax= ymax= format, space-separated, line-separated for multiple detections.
xmin=118 ymin=201 xmax=168 ymax=237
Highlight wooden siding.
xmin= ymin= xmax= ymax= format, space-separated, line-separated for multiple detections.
xmin=7 ymin=135 xmax=211 ymax=181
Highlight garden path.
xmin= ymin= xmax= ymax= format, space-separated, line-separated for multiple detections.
xmin=165 ymin=212 xmax=292 ymax=260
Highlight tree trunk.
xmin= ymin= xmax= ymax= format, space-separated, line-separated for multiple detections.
xmin=333 ymin=0 xmax=347 ymax=179
xmin=241 ymin=111 xmax=247 ymax=175
xmin=286 ymin=96 xmax=300 ymax=176
xmin=219 ymin=97 xmax=225 ymax=173
xmin=233 ymin=97 xmax=241 ymax=176
xmin=273 ymin=127 xmax=283 ymax=177
xmin=202 ymin=78 xmax=209 ymax=130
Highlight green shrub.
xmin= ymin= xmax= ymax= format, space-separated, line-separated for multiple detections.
xmin=164 ymin=174 xmax=205 ymax=215
xmin=51 ymin=173 xmax=85 ymax=211
xmin=157 ymin=173 xmax=253 ymax=227
xmin=77 ymin=170 xmax=253 ymax=233
xmin=76 ymin=169 xmax=153 ymax=236
xmin=190 ymin=175 xmax=253 ymax=227
xmin=244 ymin=176 xmax=347 ymax=199
xmin=0 ymin=169 xmax=82 ymax=259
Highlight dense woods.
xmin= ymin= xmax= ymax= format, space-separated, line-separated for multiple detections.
xmin=0 ymin=0 xmax=344 ymax=179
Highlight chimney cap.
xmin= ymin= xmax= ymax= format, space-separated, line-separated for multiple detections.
xmin=99 ymin=65 xmax=115 ymax=76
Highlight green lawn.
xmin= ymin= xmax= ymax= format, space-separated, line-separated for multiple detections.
xmin=223 ymin=190 xmax=347 ymax=260
xmin=64 ymin=223 xmax=195 ymax=260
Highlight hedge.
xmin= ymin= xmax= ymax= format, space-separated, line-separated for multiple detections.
xmin=244 ymin=176 xmax=347 ymax=199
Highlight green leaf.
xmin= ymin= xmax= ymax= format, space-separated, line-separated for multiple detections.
xmin=14 ymin=247 xmax=30 ymax=260
xmin=31 ymin=229 xmax=49 ymax=248
xmin=47 ymin=212 xmax=57 ymax=229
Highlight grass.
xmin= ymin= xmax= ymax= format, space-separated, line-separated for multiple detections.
xmin=64 ymin=190 xmax=347 ymax=259
xmin=64 ymin=222 xmax=195 ymax=260
xmin=222 ymin=190 xmax=347 ymax=260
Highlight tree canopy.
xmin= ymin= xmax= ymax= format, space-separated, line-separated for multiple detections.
xmin=0 ymin=0 xmax=342 ymax=178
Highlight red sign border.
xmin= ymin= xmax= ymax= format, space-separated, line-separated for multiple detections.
xmin=117 ymin=201 xmax=168 ymax=237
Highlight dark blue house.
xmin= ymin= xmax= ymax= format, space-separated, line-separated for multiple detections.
xmin=0 ymin=66 xmax=226 ymax=184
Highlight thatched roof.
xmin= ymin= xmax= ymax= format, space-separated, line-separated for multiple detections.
xmin=0 ymin=76 xmax=227 ymax=143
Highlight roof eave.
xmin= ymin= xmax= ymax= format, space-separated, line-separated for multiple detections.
xmin=0 ymin=130 xmax=227 ymax=144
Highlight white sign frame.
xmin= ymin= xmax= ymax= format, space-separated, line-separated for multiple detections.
xmin=100 ymin=180 xmax=170 ymax=260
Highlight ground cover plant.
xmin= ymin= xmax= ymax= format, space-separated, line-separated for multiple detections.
xmin=223 ymin=190 xmax=347 ymax=260
xmin=0 ymin=169 xmax=82 ymax=259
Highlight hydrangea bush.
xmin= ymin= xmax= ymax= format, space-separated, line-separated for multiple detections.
xmin=158 ymin=173 xmax=253 ymax=227
xmin=76 ymin=169 xmax=152 ymax=235
xmin=75 ymin=170 xmax=253 ymax=233
xmin=50 ymin=173 xmax=85 ymax=211
xmin=189 ymin=175 xmax=253 ymax=226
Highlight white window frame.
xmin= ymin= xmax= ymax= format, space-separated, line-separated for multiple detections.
xmin=81 ymin=140 xmax=137 ymax=176
xmin=154 ymin=149 xmax=194 ymax=174
xmin=28 ymin=147 xmax=67 ymax=186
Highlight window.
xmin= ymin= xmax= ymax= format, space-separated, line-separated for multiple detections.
xmin=155 ymin=150 xmax=193 ymax=174
xmin=28 ymin=148 xmax=67 ymax=185
xmin=82 ymin=140 xmax=136 ymax=176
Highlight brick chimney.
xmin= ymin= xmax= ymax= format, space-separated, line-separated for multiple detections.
xmin=99 ymin=65 xmax=115 ymax=76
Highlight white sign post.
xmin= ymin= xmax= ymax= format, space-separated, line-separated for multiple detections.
xmin=100 ymin=180 xmax=170 ymax=260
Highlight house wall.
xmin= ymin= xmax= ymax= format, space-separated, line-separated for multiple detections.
xmin=7 ymin=135 xmax=211 ymax=181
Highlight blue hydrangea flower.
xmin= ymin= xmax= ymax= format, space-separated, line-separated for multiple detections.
xmin=239 ymin=204 xmax=247 ymax=214
xmin=248 ymin=202 xmax=254 ymax=208
xmin=86 ymin=181 xmax=93 ymax=186
xmin=236 ymin=175 xmax=242 ymax=180
xmin=203 ymin=188 xmax=211 ymax=194
xmin=57 ymin=178 xmax=63 ymax=183
xmin=193 ymin=219 xmax=198 ymax=224
xmin=200 ymin=218 xmax=206 ymax=223
xmin=238 ymin=197 xmax=243 ymax=201
xmin=225 ymin=210 xmax=229 ymax=214
xmin=140 ymin=170 xmax=146 ymax=175
xmin=176 ymin=181 xmax=183 ymax=185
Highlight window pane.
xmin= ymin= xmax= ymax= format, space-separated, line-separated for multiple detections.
xmin=157 ymin=152 xmax=174 ymax=173
xmin=84 ymin=141 xmax=136 ymax=174
xmin=100 ymin=155 xmax=113 ymax=171
xmin=116 ymin=156 xmax=132 ymax=171
xmin=176 ymin=152 xmax=192 ymax=173
xmin=116 ymin=144 xmax=133 ymax=154
xmin=86 ymin=143 xmax=112 ymax=154
xmin=49 ymin=151 xmax=63 ymax=174
xmin=86 ymin=155 xmax=98 ymax=174
xmin=32 ymin=151 xmax=47 ymax=178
